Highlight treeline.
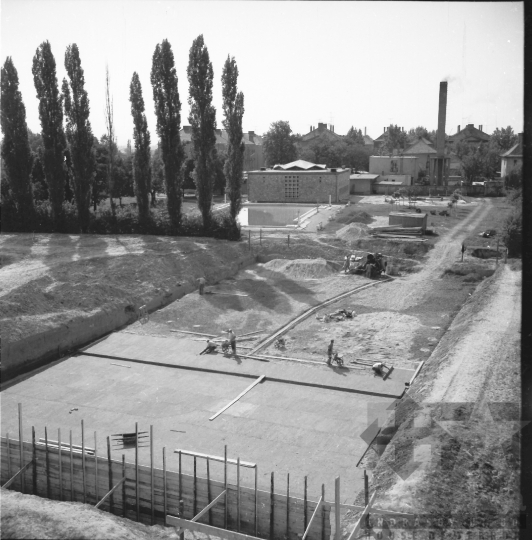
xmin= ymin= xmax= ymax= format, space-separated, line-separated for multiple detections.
xmin=1 ymin=36 xmax=245 ymax=240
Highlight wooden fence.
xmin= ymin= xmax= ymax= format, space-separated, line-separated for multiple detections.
xmin=1 ymin=434 xmax=330 ymax=540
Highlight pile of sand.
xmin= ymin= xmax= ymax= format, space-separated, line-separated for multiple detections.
xmin=261 ymin=258 xmax=342 ymax=279
xmin=336 ymin=210 xmax=374 ymax=224
xmin=335 ymin=223 xmax=370 ymax=241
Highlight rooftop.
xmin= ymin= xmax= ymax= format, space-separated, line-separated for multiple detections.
xmin=404 ymin=139 xmax=437 ymax=155
xmin=272 ymin=160 xmax=328 ymax=171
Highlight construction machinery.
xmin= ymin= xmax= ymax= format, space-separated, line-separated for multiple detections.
xmin=349 ymin=253 xmax=387 ymax=279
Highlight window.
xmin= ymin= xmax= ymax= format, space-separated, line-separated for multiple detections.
xmin=285 ymin=175 xmax=299 ymax=198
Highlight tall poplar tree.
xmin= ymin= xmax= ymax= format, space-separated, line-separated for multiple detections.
xmin=222 ymin=55 xmax=245 ymax=223
xmin=150 ymin=39 xmax=184 ymax=233
xmin=62 ymin=44 xmax=94 ymax=233
xmin=32 ymin=41 xmax=66 ymax=228
xmin=129 ymin=72 xmax=151 ymax=226
xmin=1 ymin=57 xmax=35 ymax=226
xmin=187 ymin=35 xmax=216 ymax=231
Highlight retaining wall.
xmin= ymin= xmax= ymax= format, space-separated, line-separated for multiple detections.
xmin=1 ymin=437 xmax=330 ymax=540
xmin=1 ymin=252 xmax=256 ymax=382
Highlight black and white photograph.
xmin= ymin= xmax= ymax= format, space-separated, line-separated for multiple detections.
xmin=0 ymin=1 xmax=526 ymax=539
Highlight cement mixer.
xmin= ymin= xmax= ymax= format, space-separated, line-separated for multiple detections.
xmin=350 ymin=253 xmax=387 ymax=278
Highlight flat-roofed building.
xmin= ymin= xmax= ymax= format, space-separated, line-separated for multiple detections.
xmin=248 ymin=160 xmax=350 ymax=203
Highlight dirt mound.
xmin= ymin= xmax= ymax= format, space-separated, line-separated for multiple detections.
xmin=335 ymin=223 xmax=370 ymax=241
xmin=261 ymin=258 xmax=342 ymax=279
xmin=336 ymin=210 xmax=373 ymax=224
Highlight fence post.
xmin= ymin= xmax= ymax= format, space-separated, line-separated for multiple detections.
xmin=81 ymin=420 xmax=86 ymax=503
xmin=286 ymin=473 xmax=290 ymax=540
xmin=237 ymin=457 xmax=241 ymax=532
xmin=94 ymin=431 xmax=98 ymax=505
xmin=270 ymin=472 xmax=275 ymax=540
xmin=224 ymin=445 xmax=228 ymax=529
xmin=18 ymin=403 xmax=24 ymax=493
xmin=163 ymin=447 xmax=167 ymax=527
xmin=248 ymin=230 xmax=251 ymax=251
xmin=193 ymin=456 xmax=197 ymax=517
xmin=179 ymin=450 xmax=184 ymax=540
xmin=335 ymin=477 xmax=340 ymax=540
xmin=321 ymin=484 xmax=325 ymax=540
xmin=505 ymin=247 xmax=508 ymax=263
xmin=364 ymin=470 xmax=369 ymax=530
xmin=304 ymin=475 xmax=308 ymax=531
xmin=58 ymin=429 xmax=63 ymax=501
xmin=496 ymin=240 xmax=500 ymax=266
xmin=107 ymin=436 xmax=113 ymax=513
xmin=150 ymin=425 xmax=154 ymax=525
xmin=122 ymin=454 xmax=126 ymax=518
xmin=32 ymin=428 xmax=36 ymax=495
xmin=288 ymin=234 xmax=290 ymax=247
xmin=70 ymin=431 xmax=74 ymax=501
xmin=255 ymin=466 xmax=258 ymax=537
xmin=260 ymin=228 xmax=262 ymax=245
xmin=207 ymin=458 xmax=212 ymax=525
xmin=6 ymin=433 xmax=11 ymax=485
xmin=45 ymin=427 xmax=50 ymax=499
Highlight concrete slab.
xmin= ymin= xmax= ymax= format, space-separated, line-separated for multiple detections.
xmin=82 ymin=332 xmax=410 ymax=398
xmin=1 ymin=348 xmax=397 ymax=502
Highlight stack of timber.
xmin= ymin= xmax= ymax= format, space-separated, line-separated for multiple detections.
xmin=368 ymin=225 xmax=426 ymax=241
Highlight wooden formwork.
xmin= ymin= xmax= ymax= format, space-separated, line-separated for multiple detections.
xmin=1 ymin=436 xmax=330 ymax=540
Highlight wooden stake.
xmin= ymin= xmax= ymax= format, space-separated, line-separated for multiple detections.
xmin=288 ymin=234 xmax=290 ymax=247
xmin=286 ymin=473 xmax=290 ymax=540
xmin=70 ymin=431 xmax=74 ymax=501
xmin=6 ymin=432 xmax=12 ymax=483
xmin=248 ymin=230 xmax=251 ymax=250
xmin=194 ymin=455 xmax=197 ymax=517
xmin=496 ymin=240 xmax=500 ymax=265
xmin=81 ymin=420 xmax=86 ymax=503
xmin=335 ymin=477 xmax=340 ymax=540
xmin=150 ymin=425 xmax=154 ymax=525
xmin=270 ymin=472 xmax=274 ymax=540
xmin=179 ymin=450 xmax=184 ymax=540
xmin=94 ymin=432 xmax=98 ymax=504
xmin=163 ymin=447 xmax=167 ymax=527
xmin=237 ymin=457 xmax=241 ymax=532
xmin=224 ymin=445 xmax=228 ymax=529
xmin=260 ymin=228 xmax=262 ymax=245
xmin=364 ymin=470 xmax=369 ymax=530
xmin=32 ymin=428 xmax=37 ymax=495
xmin=321 ymin=484 xmax=325 ymax=540
xmin=122 ymin=454 xmax=126 ymax=518
xmin=254 ymin=466 xmax=258 ymax=537
xmin=207 ymin=458 xmax=212 ymax=525
xmin=18 ymin=403 xmax=24 ymax=493
xmin=107 ymin=436 xmax=114 ymax=513
xmin=304 ymin=476 xmax=308 ymax=532
xmin=45 ymin=427 xmax=50 ymax=499
xmin=58 ymin=429 xmax=63 ymax=501
xmin=135 ymin=422 xmax=139 ymax=522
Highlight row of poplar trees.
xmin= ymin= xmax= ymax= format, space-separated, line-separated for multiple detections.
xmin=0 ymin=35 xmax=245 ymax=235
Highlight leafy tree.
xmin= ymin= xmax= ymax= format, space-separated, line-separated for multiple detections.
xmin=150 ymin=144 xmax=166 ymax=205
xmin=407 ymin=126 xmax=431 ymax=142
xmin=383 ymin=124 xmax=408 ymax=153
xmin=62 ymin=44 xmax=95 ymax=232
xmin=1 ymin=57 xmax=35 ymax=225
xmin=63 ymin=147 xmax=74 ymax=202
xmin=31 ymin=150 xmax=49 ymax=200
xmin=92 ymin=135 xmax=110 ymax=211
xmin=221 ymin=55 xmax=245 ymax=221
xmin=491 ymin=127 xmax=518 ymax=152
xmin=263 ymin=121 xmax=298 ymax=166
xmin=32 ymin=40 xmax=67 ymax=227
xmin=505 ymin=166 xmax=522 ymax=190
xmin=129 ymin=71 xmax=151 ymax=225
xmin=212 ymin=147 xmax=227 ymax=196
xmin=112 ymin=152 xmax=134 ymax=206
xmin=104 ymin=65 xmax=117 ymax=220
xmin=346 ymin=126 xmax=364 ymax=145
xmin=27 ymin=129 xmax=44 ymax=154
xmin=187 ymin=34 xmax=217 ymax=230
xmin=182 ymin=157 xmax=196 ymax=190
xmin=501 ymin=196 xmax=522 ymax=257
xmin=151 ymin=39 xmax=184 ymax=232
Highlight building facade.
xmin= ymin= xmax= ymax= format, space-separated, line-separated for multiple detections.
xmin=447 ymin=124 xmax=490 ymax=146
xmin=500 ymin=133 xmax=523 ymax=178
xmin=350 ymin=173 xmax=379 ymax=195
xmin=299 ymin=123 xmax=343 ymax=147
xmin=369 ymin=156 xmax=418 ymax=185
xmin=248 ymin=160 xmax=350 ymax=203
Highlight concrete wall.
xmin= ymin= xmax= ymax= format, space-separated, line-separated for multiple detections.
xmin=501 ymin=156 xmax=522 ymax=178
xmin=248 ymin=170 xmax=350 ymax=203
xmin=350 ymin=178 xmax=373 ymax=194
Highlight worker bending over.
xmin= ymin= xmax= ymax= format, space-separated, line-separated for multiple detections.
xmin=372 ymin=362 xmax=389 ymax=377
xmin=200 ymin=340 xmax=218 ymax=355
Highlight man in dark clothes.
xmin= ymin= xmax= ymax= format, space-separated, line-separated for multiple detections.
xmin=227 ymin=329 xmax=237 ymax=355
xmin=200 ymin=340 xmax=218 ymax=355
xmin=327 ymin=339 xmax=335 ymax=365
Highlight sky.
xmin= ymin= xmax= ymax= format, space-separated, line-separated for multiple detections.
xmin=1 ymin=0 xmax=524 ymax=147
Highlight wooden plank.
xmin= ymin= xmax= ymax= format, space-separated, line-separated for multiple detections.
xmin=32 ymin=428 xmax=37 ymax=495
xmin=270 ymin=472 xmax=274 ymax=540
xmin=18 ymin=403 xmax=24 ymax=493
xmin=58 ymin=429 xmax=63 ymax=501
xmin=382 ymin=365 xmax=394 ymax=381
xmin=237 ymin=457 xmax=241 ymax=531
xmin=70 ymin=431 xmax=74 ymax=501
xmin=346 ymin=492 xmax=376 ymax=540
xmin=81 ymin=420 xmax=86 ymax=503
xmin=301 ymin=496 xmax=322 ymax=540
xmin=150 ymin=425 xmax=154 ymax=525
xmin=335 ymin=477 xmax=340 ymax=540
xmin=254 ymin=466 xmax=258 ymax=537
xmin=94 ymin=432 xmax=98 ymax=504
xmin=135 ymin=422 xmax=139 ymax=522
xmin=170 ymin=329 xmax=218 ymax=337
xmin=95 ymin=477 xmax=126 ymax=509
xmin=2 ymin=460 xmax=33 ymax=489
xmin=207 ymin=458 xmax=212 ymax=525
xmin=167 ymin=516 xmax=262 ymax=540
xmin=209 ymin=376 xmax=265 ymax=421
xmin=163 ymin=447 xmax=167 ymax=526
xmin=191 ymin=489 xmax=226 ymax=522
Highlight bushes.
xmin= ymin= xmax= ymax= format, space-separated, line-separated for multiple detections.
xmin=1 ymin=200 xmax=241 ymax=240
xmin=501 ymin=207 xmax=522 ymax=257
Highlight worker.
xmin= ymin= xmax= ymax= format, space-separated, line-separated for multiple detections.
xmin=200 ymin=340 xmax=218 ymax=355
xmin=227 ymin=329 xmax=237 ymax=355
xmin=372 ymin=362 xmax=388 ymax=377
xmin=343 ymin=255 xmax=350 ymax=273
xmin=461 ymin=243 xmax=466 ymax=261
xmin=327 ymin=339 xmax=335 ymax=365
xmin=197 ymin=277 xmax=206 ymax=295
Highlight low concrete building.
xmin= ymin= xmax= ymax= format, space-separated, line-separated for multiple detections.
xmin=369 ymin=156 xmax=418 ymax=185
xmin=403 ymin=138 xmax=437 ymax=179
xmin=248 ymin=160 xmax=350 ymax=203
xmin=373 ymin=177 xmax=409 ymax=194
xmin=350 ymin=172 xmax=379 ymax=195
xmin=389 ymin=212 xmax=428 ymax=232
xmin=500 ymin=133 xmax=523 ymax=178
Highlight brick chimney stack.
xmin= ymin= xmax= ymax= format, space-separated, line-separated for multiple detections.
xmin=248 ymin=131 xmax=255 ymax=143
xmin=437 ymin=81 xmax=448 ymax=157
xmin=457 ymin=125 xmax=460 ymax=134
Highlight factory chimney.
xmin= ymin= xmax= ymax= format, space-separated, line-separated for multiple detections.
xmin=436 ymin=81 xmax=448 ymax=186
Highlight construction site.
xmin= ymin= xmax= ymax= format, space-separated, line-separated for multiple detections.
xmin=0 ymin=181 xmax=522 ymax=539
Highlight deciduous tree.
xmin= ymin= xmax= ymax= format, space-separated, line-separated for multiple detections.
xmin=32 ymin=40 xmax=67 ymax=227
xmin=346 ymin=126 xmax=364 ymax=145
xmin=187 ymin=35 xmax=217 ymax=231
xmin=222 ymin=55 xmax=245 ymax=222
xmin=129 ymin=71 xmax=151 ymax=225
xmin=263 ymin=121 xmax=298 ymax=166
xmin=104 ymin=65 xmax=117 ymax=220
xmin=1 ymin=57 xmax=35 ymax=226
xmin=62 ymin=44 xmax=95 ymax=232
xmin=151 ymin=39 xmax=184 ymax=232
xmin=31 ymin=150 xmax=49 ymax=201
xmin=491 ymin=126 xmax=518 ymax=152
